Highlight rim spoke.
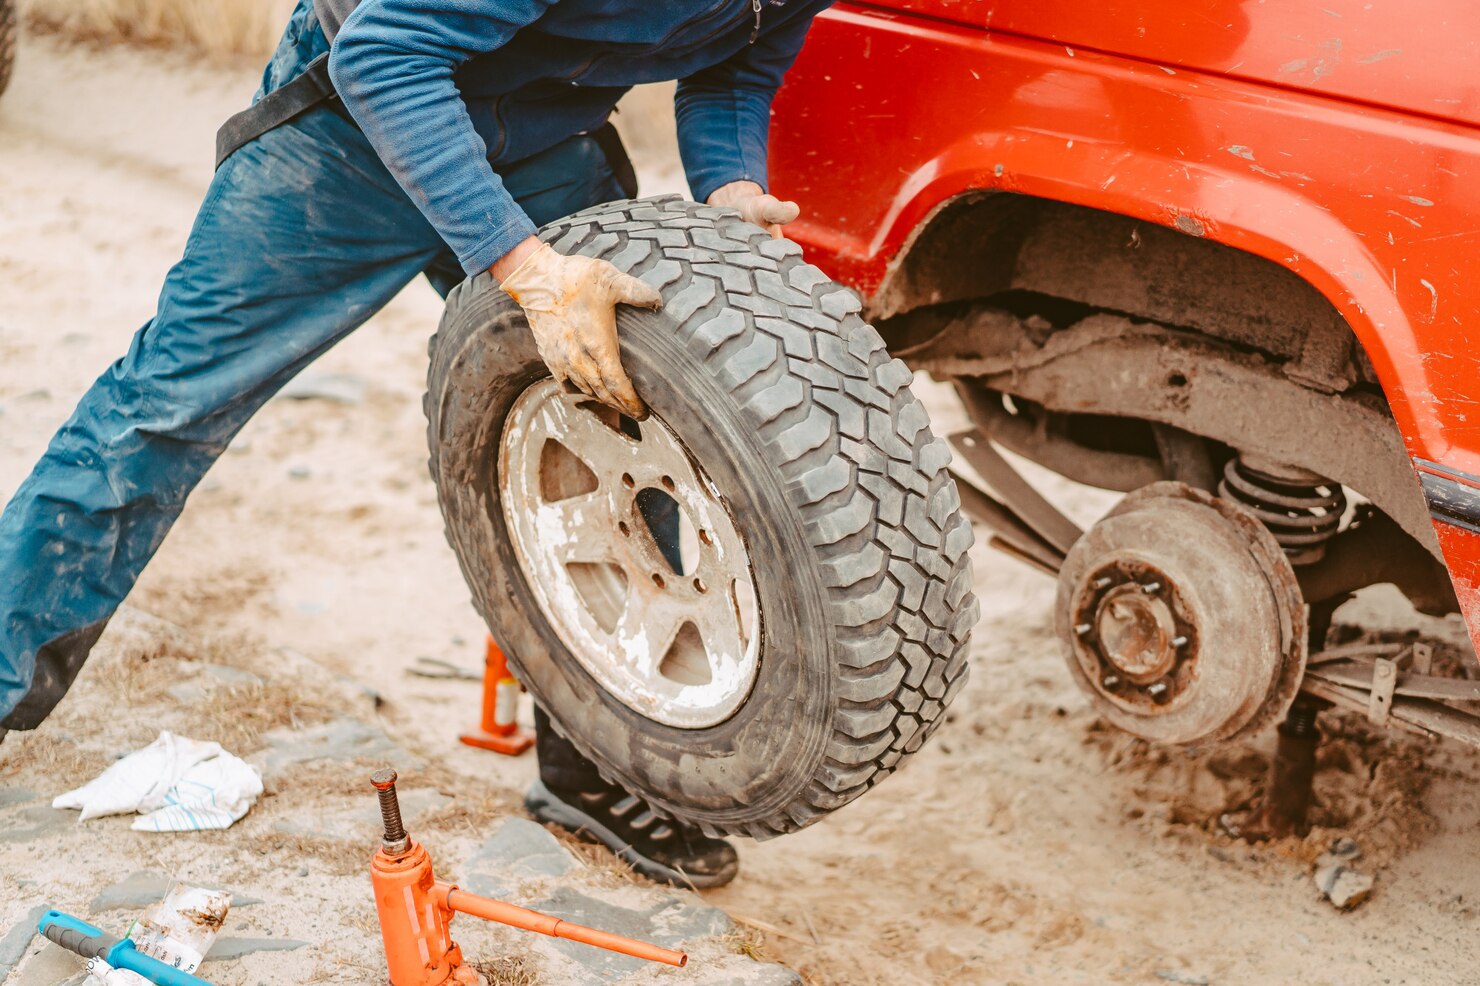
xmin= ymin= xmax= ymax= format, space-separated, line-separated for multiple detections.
xmin=536 ymin=398 xmax=641 ymax=474
xmin=539 ymin=492 xmax=620 ymax=564
xmin=613 ymin=589 xmax=685 ymax=678
xmin=694 ymin=581 xmax=747 ymax=673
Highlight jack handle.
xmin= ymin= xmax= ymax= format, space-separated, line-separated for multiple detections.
xmin=433 ymin=883 xmax=687 ymax=968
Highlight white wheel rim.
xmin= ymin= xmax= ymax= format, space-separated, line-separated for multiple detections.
xmin=498 ymin=379 xmax=761 ymax=729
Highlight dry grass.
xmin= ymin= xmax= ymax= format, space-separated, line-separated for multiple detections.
xmin=0 ymin=731 xmax=110 ymax=789
xmin=473 ymin=952 xmax=540 ymax=986
xmin=184 ymin=677 xmax=341 ymax=752
xmin=244 ymin=829 xmax=369 ymax=876
xmin=20 ymin=0 xmax=292 ymax=60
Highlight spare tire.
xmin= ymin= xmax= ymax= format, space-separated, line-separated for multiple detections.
xmin=426 ymin=196 xmax=978 ymax=838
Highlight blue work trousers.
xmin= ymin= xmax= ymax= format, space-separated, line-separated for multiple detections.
xmin=0 ymin=5 xmax=625 ymax=747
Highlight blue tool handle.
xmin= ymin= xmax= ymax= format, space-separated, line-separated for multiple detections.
xmin=108 ymin=941 xmax=216 ymax=986
xmin=38 ymin=910 xmax=120 ymax=961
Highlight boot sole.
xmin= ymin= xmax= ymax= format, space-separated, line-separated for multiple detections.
xmin=524 ymin=781 xmax=739 ymax=889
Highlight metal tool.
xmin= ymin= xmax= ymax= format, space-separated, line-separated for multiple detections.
xmin=408 ymin=657 xmax=482 ymax=681
xmin=37 ymin=911 xmax=213 ymax=986
xmin=368 ymin=768 xmax=686 ymax=984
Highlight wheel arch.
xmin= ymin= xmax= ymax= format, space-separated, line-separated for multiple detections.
xmin=861 ymin=143 xmax=1416 ymax=441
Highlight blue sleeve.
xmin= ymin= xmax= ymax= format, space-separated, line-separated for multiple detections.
xmin=328 ymin=0 xmax=557 ymax=276
xmin=674 ymin=1 xmax=828 ymax=204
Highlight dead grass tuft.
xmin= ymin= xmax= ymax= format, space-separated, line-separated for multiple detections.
xmin=419 ymin=788 xmax=525 ymax=839
xmin=184 ymin=676 xmax=341 ymax=752
xmin=245 ymin=829 xmax=368 ymax=876
xmin=20 ymin=0 xmax=293 ymax=61
xmin=473 ymin=952 xmax=540 ymax=986
xmin=0 ymin=731 xmax=109 ymax=789
xmin=720 ymin=924 xmax=773 ymax=963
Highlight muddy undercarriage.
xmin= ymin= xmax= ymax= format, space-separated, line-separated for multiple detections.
xmin=873 ymin=194 xmax=1480 ymax=832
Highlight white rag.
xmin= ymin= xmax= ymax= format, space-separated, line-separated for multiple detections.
xmin=54 ymin=731 xmax=263 ymax=831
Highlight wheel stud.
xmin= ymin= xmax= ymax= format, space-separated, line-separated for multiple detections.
xmin=1092 ymin=576 xmax=1112 ymax=590
xmin=1102 ymin=674 xmax=1120 ymax=688
xmin=1171 ymin=635 xmax=1188 ymax=648
xmin=1074 ymin=622 xmax=1093 ymax=637
xmin=1147 ymin=681 xmax=1169 ymax=700
xmin=1141 ymin=581 xmax=1161 ymax=594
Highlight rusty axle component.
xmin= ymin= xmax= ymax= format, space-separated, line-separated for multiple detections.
xmin=369 ymin=770 xmax=686 ymax=985
xmin=1233 ymin=697 xmax=1323 ymax=841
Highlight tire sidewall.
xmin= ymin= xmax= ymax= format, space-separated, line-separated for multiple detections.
xmin=429 ymin=276 xmax=836 ymax=825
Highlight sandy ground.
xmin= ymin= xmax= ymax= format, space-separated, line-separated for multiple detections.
xmin=4 ymin=33 xmax=1480 ymax=986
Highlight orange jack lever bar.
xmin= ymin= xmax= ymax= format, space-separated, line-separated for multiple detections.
xmin=435 ymin=884 xmax=687 ymax=967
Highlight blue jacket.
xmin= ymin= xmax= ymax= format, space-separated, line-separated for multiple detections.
xmin=327 ymin=0 xmax=832 ymax=276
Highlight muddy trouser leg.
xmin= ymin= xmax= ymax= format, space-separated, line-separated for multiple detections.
xmin=0 ymin=5 xmax=456 ymax=727
xmin=0 ymin=112 xmax=652 ymax=734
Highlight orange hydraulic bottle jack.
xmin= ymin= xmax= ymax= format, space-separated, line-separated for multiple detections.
xmin=459 ymin=636 xmax=535 ymax=756
xmin=368 ymin=769 xmax=687 ymax=985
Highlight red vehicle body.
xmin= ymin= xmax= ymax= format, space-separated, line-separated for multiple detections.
xmin=771 ymin=2 xmax=1480 ymax=750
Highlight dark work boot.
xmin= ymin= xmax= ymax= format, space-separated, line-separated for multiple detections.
xmin=525 ymin=780 xmax=740 ymax=889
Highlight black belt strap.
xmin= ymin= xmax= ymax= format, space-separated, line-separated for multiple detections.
xmin=591 ymin=121 xmax=639 ymax=199
xmin=215 ymin=53 xmax=336 ymax=169
xmin=214 ymin=51 xmax=639 ymax=205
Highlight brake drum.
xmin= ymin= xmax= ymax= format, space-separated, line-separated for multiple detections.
xmin=1055 ymin=482 xmax=1306 ymax=745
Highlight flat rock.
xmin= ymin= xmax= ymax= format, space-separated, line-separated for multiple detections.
xmin=1156 ymin=972 xmax=1211 ymax=985
xmin=529 ymin=886 xmax=732 ymax=981
xmin=11 ymin=942 xmax=81 ymax=986
xmin=461 ymin=817 xmax=578 ymax=898
xmin=204 ymin=936 xmax=310 ymax=961
xmin=0 ymin=906 xmax=47 ymax=982
xmin=457 ymin=820 xmax=799 ymax=984
xmin=0 ymin=805 xmax=75 ymax=844
xmin=1315 ymin=863 xmax=1375 ymax=910
xmin=0 ymin=788 xmax=36 ymax=809
xmin=89 ymin=871 xmax=262 ymax=913
xmin=276 ymin=372 xmax=367 ymax=406
xmin=201 ymin=664 xmax=264 ymax=687
xmin=258 ymin=717 xmax=414 ymax=776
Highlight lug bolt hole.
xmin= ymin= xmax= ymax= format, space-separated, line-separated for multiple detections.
xmin=618 ymin=521 xmax=630 ymax=537
xmin=652 ymin=573 xmax=666 ymax=589
xmin=622 ymin=473 xmax=635 ymax=488
xmin=698 ymin=529 xmax=713 ymax=546
xmin=693 ymin=578 xmax=707 ymax=593
xmin=661 ymin=475 xmax=676 ymax=492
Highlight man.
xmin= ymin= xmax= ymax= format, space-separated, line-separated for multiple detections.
xmin=0 ymin=0 xmax=829 ymax=888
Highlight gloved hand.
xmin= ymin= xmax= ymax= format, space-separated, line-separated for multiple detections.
xmin=707 ymin=180 xmax=801 ymax=238
xmin=499 ymin=242 xmax=662 ymax=418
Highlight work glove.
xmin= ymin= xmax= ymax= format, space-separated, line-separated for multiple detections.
xmin=707 ymin=180 xmax=801 ymax=238
xmin=500 ymin=242 xmax=662 ymax=419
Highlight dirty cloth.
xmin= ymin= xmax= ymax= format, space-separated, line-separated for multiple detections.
xmin=0 ymin=9 xmax=627 ymax=729
xmin=54 ymin=732 xmax=263 ymax=831
xmin=326 ymin=0 xmax=832 ymax=273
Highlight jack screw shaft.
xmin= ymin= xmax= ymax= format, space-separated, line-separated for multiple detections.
xmin=370 ymin=768 xmax=410 ymax=853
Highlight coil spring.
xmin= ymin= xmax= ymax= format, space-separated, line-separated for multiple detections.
xmin=1219 ymin=458 xmax=1346 ymax=563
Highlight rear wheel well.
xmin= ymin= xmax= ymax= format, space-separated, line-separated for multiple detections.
xmin=872 ymin=191 xmax=1376 ymax=394
xmin=874 ymin=191 xmax=1451 ymax=613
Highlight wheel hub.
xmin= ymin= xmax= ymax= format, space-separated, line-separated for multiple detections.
xmin=1087 ymin=569 xmax=1187 ymax=687
xmin=498 ymin=380 xmax=760 ymax=729
xmin=1057 ymin=482 xmax=1306 ymax=745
